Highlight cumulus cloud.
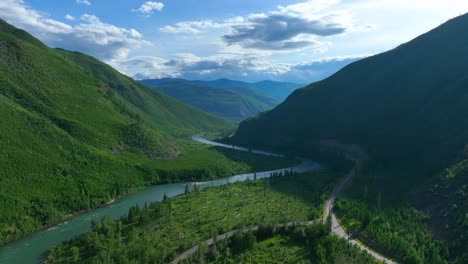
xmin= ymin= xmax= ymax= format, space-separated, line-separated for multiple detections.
xmin=120 ymin=53 xmax=287 ymax=81
xmin=281 ymin=56 xmax=365 ymax=83
xmin=119 ymin=53 xmax=366 ymax=83
xmin=0 ymin=0 xmax=148 ymax=61
xmin=65 ymin=14 xmax=76 ymax=21
xmin=222 ymin=1 xmax=351 ymax=51
xmin=159 ymin=0 xmax=352 ymax=52
xmin=225 ymin=14 xmax=347 ymax=41
xmin=160 ymin=20 xmax=224 ymax=34
xmin=278 ymin=0 xmax=341 ymax=14
xmin=76 ymin=0 xmax=91 ymax=6
xmin=133 ymin=1 xmax=164 ymax=16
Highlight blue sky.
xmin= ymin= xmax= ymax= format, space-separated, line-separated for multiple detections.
xmin=1 ymin=0 xmax=468 ymax=83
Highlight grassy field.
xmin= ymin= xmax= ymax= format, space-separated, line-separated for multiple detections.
xmin=47 ymin=170 xmax=342 ymax=263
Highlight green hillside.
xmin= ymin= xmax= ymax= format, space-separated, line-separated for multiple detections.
xmin=233 ymin=14 xmax=468 ymax=263
xmin=0 ymin=19 xmax=243 ymax=246
xmin=56 ymin=51 xmax=231 ymax=135
xmin=141 ymin=79 xmax=277 ymax=120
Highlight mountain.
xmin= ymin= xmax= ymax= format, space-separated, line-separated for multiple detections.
xmin=0 ymin=19 xmax=232 ymax=245
xmin=234 ymin=14 xmax=468 ymax=172
xmin=194 ymin=78 xmax=304 ymax=102
xmin=141 ymin=79 xmax=278 ymax=120
xmin=233 ymin=14 xmax=468 ymax=261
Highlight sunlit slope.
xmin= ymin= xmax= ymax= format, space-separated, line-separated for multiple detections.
xmin=0 ymin=19 xmax=231 ymax=245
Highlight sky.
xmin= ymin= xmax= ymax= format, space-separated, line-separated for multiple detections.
xmin=1 ymin=0 xmax=468 ymax=83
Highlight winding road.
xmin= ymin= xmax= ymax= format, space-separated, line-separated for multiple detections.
xmin=177 ymin=135 xmax=398 ymax=264
xmin=325 ymin=169 xmax=397 ymax=264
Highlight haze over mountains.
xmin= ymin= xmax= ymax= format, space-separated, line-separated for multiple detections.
xmin=191 ymin=79 xmax=304 ymax=102
xmin=233 ymin=13 xmax=468 ymax=262
xmin=141 ymin=78 xmax=303 ymax=120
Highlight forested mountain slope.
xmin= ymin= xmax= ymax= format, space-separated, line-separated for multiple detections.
xmin=141 ymin=79 xmax=277 ymax=120
xmin=235 ymin=13 xmax=468 ymax=173
xmin=233 ymin=13 xmax=468 ymax=263
xmin=0 ymin=19 xmax=231 ymax=245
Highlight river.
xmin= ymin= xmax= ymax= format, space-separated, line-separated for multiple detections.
xmin=0 ymin=136 xmax=320 ymax=264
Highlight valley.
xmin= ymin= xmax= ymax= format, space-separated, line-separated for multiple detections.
xmin=140 ymin=78 xmax=301 ymax=121
xmin=1 ymin=4 xmax=468 ymax=264
xmin=0 ymin=136 xmax=318 ymax=263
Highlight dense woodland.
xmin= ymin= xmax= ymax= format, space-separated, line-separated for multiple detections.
xmin=184 ymin=223 xmax=381 ymax=264
xmin=0 ymin=19 xmax=297 ymax=247
xmin=425 ymin=158 xmax=468 ymax=263
xmin=0 ymin=140 xmax=296 ymax=247
xmin=330 ymin=162 xmax=466 ymax=264
xmin=46 ymin=170 xmax=344 ymax=263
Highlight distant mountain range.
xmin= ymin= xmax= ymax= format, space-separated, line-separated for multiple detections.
xmin=192 ymin=78 xmax=304 ymax=102
xmin=141 ymin=78 xmax=303 ymax=121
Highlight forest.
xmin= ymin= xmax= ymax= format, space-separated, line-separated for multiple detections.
xmin=334 ymin=165 xmax=450 ymax=264
xmin=0 ymin=141 xmax=296 ymax=247
xmin=183 ymin=223 xmax=381 ymax=264
xmin=46 ymin=170 xmax=344 ymax=263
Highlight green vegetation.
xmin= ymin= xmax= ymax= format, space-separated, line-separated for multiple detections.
xmin=56 ymin=50 xmax=231 ymax=136
xmin=232 ymin=13 xmax=468 ymax=263
xmin=0 ymin=19 xmax=244 ymax=246
xmin=146 ymin=142 xmax=298 ymax=181
xmin=200 ymin=225 xmax=381 ymax=264
xmin=142 ymin=79 xmax=278 ymax=121
xmin=425 ymin=158 xmax=468 ymax=263
xmin=217 ymin=235 xmax=310 ymax=264
xmin=335 ymin=200 xmax=446 ymax=264
xmin=324 ymin=164 xmax=451 ymax=264
xmin=46 ymin=170 xmax=342 ymax=263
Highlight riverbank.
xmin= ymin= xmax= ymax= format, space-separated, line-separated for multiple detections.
xmin=46 ymin=170 xmax=332 ymax=263
xmin=0 ymin=139 xmax=299 ymax=247
xmin=0 ymin=136 xmax=317 ymax=264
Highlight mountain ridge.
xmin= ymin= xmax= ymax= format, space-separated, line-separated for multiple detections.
xmin=141 ymin=78 xmax=279 ymax=120
xmin=0 ymin=19 xmax=232 ymax=246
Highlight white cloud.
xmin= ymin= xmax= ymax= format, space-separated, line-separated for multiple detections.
xmin=4 ymin=0 xmax=468 ymax=84
xmin=159 ymin=0 xmax=352 ymax=53
xmin=133 ymin=1 xmax=164 ymax=16
xmin=0 ymin=0 xmax=148 ymax=61
xmin=160 ymin=20 xmax=224 ymax=34
xmin=121 ymin=53 xmax=288 ymax=81
xmin=65 ymin=14 xmax=76 ymax=21
xmin=278 ymin=0 xmax=341 ymax=15
xmin=222 ymin=1 xmax=352 ymax=51
xmin=0 ymin=0 xmax=72 ymax=34
xmin=120 ymin=53 xmax=364 ymax=83
xmin=76 ymin=0 xmax=91 ymax=6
